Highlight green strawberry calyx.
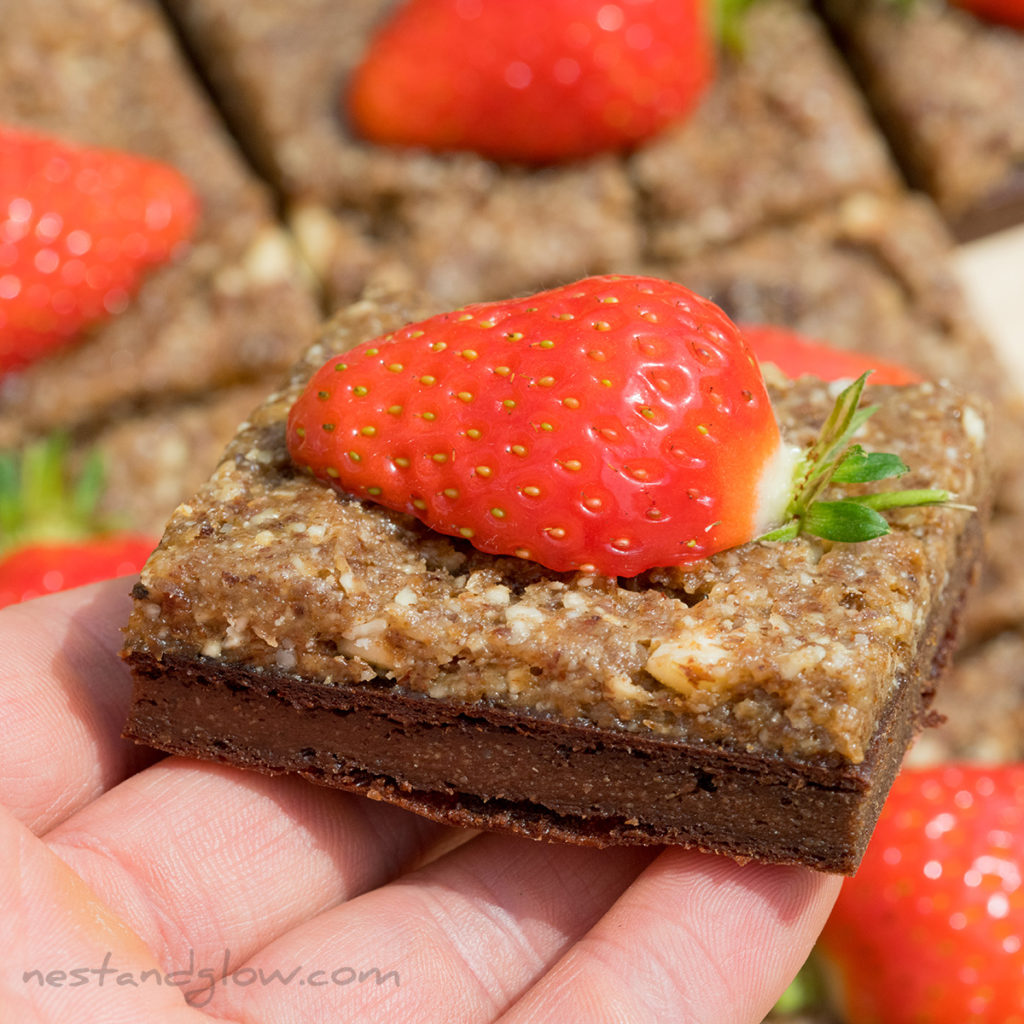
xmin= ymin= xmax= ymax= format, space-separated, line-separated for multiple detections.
xmin=714 ymin=0 xmax=762 ymax=51
xmin=758 ymin=373 xmax=958 ymax=545
xmin=0 ymin=434 xmax=117 ymax=557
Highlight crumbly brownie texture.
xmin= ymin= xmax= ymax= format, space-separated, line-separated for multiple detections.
xmin=325 ymin=158 xmax=642 ymax=314
xmin=0 ymin=0 xmax=320 ymax=445
xmin=74 ymin=381 xmax=273 ymax=537
xmin=122 ymin=290 xmax=989 ymax=873
xmin=656 ymin=192 xmax=1008 ymax=404
xmin=821 ymin=0 xmax=1024 ymax=241
xmin=162 ymin=0 xmax=896 ymax=308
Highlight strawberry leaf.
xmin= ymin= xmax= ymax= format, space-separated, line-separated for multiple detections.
xmin=759 ymin=373 xmax=958 ymax=548
xmin=787 ymin=374 xmax=875 ymax=515
xmin=0 ymin=455 xmax=19 ymax=537
xmin=845 ymin=488 xmax=953 ymax=512
xmin=756 ymin=519 xmax=801 ymax=544
xmin=71 ymin=450 xmax=106 ymax=522
xmin=806 ymin=375 xmax=875 ymax=473
xmin=832 ymin=446 xmax=908 ymax=484
xmin=802 ymin=500 xmax=890 ymax=543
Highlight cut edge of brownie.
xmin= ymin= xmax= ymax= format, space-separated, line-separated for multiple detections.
xmin=122 ymin=507 xmax=982 ymax=876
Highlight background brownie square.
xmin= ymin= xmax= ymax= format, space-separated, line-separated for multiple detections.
xmin=631 ymin=0 xmax=898 ymax=260
xmin=0 ymin=0 xmax=321 ymax=528
xmin=821 ymin=0 xmax=1024 ymax=240
xmin=0 ymin=0 xmax=320 ymax=444
xmin=162 ymin=0 xmax=897 ymax=307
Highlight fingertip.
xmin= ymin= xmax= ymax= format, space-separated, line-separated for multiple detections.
xmin=500 ymin=847 xmax=841 ymax=1024
xmin=622 ymin=848 xmax=843 ymax=1022
xmin=0 ymin=574 xmax=138 ymax=639
xmin=647 ymin=845 xmax=842 ymax=927
xmin=0 ymin=576 xmax=150 ymax=833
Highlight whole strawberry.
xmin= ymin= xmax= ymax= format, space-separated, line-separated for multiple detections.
xmin=740 ymin=323 xmax=922 ymax=386
xmin=288 ymin=275 xmax=949 ymax=577
xmin=346 ymin=0 xmax=714 ymax=164
xmin=0 ymin=124 xmax=198 ymax=374
xmin=0 ymin=534 xmax=156 ymax=608
xmin=0 ymin=435 xmax=155 ymax=608
xmin=818 ymin=763 xmax=1024 ymax=1024
xmin=950 ymin=0 xmax=1024 ymax=28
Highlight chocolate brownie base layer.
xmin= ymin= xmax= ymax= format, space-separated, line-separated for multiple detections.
xmin=124 ymin=525 xmax=977 ymax=876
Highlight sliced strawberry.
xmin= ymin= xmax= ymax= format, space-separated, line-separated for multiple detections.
xmin=818 ymin=763 xmax=1024 ymax=1024
xmin=0 ymin=124 xmax=198 ymax=374
xmin=0 ymin=435 xmax=156 ymax=608
xmin=288 ymin=275 xmax=950 ymax=577
xmin=740 ymin=323 xmax=922 ymax=386
xmin=346 ymin=0 xmax=714 ymax=164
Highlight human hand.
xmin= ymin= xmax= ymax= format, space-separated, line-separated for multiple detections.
xmin=1 ymin=579 xmax=840 ymax=1023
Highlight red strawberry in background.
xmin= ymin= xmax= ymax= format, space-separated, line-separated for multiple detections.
xmin=0 ymin=435 xmax=155 ymax=609
xmin=818 ymin=763 xmax=1024 ymax=1024
xmin=950 ymin=0 xmax=1024 ymax=28
xmin=740 ymin=323 xmax=922 ymax=386
xmin=0 ymin=124 xmax=198 ymax=375
xmin=0 ymin=534 xmax=156 ymax=608
xmin=288 ymin=274 xmax=950 ymax=577
xmin=347 ymin=0 xmax=714 ymax=164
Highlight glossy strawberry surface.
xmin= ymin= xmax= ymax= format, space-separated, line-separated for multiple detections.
xmin=819 ymin=763 xmax=1024 ymax=1024
xmin=347 ymin=0 xmax=713 ymax=163
xmin=288 ymin=275 xmax=783 ymax=577
xmin=0 ymin=533 xmax=155 ymax=608
xmin=0 ymin=124 xmax=198 ymax=374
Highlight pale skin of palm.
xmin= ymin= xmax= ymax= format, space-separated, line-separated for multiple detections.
xmin=0 ymin=578 xmax=840 ymax=1023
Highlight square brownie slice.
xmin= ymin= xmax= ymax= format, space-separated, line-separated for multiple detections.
xmin=161 ymin=0 xmax=642 ymax=308
xmin=160 ymin=0 xmax=896 ymax=308
xmin=0 ymin=0 xmax=321 ymax=446
xmin=821 ymin=0 xmax=1024 ymax=240
xmin=122 ymin=287 xmax=990 ymax=874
